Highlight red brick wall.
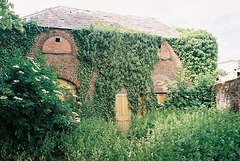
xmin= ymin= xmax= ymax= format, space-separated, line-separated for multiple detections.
xmin=42 ymin=36 xmax=71 ymax=53
xmin=27 ymin=29 xmax=80 ymax=86
xmin=152 ymin=41 xmax=181 ymax=93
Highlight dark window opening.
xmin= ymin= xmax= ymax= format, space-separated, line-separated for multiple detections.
xmin=237 ymin=72 xmax=240 ymax=77
xmin=55 ymin=37 xmax=60 ymax=42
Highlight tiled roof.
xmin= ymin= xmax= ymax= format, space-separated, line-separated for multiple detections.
xmin=23 ymin=6 xmax=179 ymax=38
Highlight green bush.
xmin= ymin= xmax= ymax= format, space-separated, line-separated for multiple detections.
xmin=129 ymin=108 xmax=240 ymax=160
xmin=164 ymin=69 xmax=216 ymax=109
xmin=167 ymin=28 xmax=218 ymax=76
xmin=1 ymin=107 xmax=239 ymax=160
xmin=0 ymin=53 xmax=77 ymax=155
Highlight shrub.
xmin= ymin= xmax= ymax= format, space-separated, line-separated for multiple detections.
xmin=164 ymin=68 xmax=217 ymax=109
xmin=0 ymin=53 xmax=77 ymax=155
xmin=128 ymin=108 xmax=240 ymax=160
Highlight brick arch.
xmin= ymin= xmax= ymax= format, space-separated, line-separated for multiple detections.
xmin=42 ymin=36 xmax=72 ymax=53
xmin=27 ymin=29 xmax=80 ymax=86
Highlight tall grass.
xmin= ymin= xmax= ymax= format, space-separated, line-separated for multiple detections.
xmin=1 ymin=107 xmax=239 ymax=160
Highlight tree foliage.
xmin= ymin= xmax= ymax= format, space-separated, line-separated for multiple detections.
xmin=0 ymin=0 xmax=23 ymax=31
xmin=167 ymin=28 xmax=218 ymax=77
xmin=163 ymin=68 xmax=217 ymax=109
xmin=0 ymin=53 xmax=77 ymax=151
xmin=0 ymin=21 xmax=47 ymax=67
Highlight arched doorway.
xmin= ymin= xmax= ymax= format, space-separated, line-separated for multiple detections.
xmin=56 ymin=78 xmax=77 ymax=96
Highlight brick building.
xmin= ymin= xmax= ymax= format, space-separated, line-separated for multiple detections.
xmin=24 ymin=6 xmax=180 ymax=95
xmin=24 ymin=6 xmax=181 ymax=125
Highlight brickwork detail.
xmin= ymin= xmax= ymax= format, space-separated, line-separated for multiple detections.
xmin=27 ymin=29 xmax=80 ymax=86
xmin=152 ymin=41 xmax=181 ymax=93
xmin=215 ymin=77 xmax=240 ymax=111
xmin=42 ymin=36 xmax=71 ymax=53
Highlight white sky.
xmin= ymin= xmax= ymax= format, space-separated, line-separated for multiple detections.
xmin=9 ymin=0 xmax=240 ymax=63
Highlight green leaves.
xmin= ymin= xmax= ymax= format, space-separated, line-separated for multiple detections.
xmin=0 ymin=21 xmax=47 ymax=67
xmin=0 ymin=0 xmax=23 ymax=31
xmin=73 ymin=26 xmax=160 ymax=120
xmin=167 ymin=28 xmax=218 ymax=76
xmin=0 ymin=53 xmax=77 ymax=150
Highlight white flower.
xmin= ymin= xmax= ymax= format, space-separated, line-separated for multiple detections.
xmin=41 ymin=89 xmax=49 ymax=93
xmin=0 ymin=96 xmax=8 ymax=99
xmin=19 ymin=71 xmax=24 ymax=74
xmin=72 ymin=112 xmax=79 ymax=116
xmin=13 ymin=80 xmax=20 ymax=83
xmin=54 ymin=90 xmax=63 ymax=95
xmin=26 ymin=57 xmax=34 ymax=60
xmin=52 ymin=81 xmax=56 ymax=84
xmin=0 ymin=16 xmax=2 ymax=20
xmin=73 ymin=95 xmax=78 ymax=97
xmin=67 ymin=86 xmax=71 ymax=89
xmin=75 ymin=117 xmax=81 ymax=122
xmin=77 ymin=102 xmax=82 ymax=105
xmin=35 ymin=77 xmax=40 ymax=81
xmin=13 ymin=65 xmax=20 ymax=68
xmin=35 ymin=65 xmax=41 ymax=70
xmin=43 ymin=75 xmax=49 ymax=80
xmin=32 ymin=67 xmax=38 ymax=72
xmin=13 ymin=96 xmax=23 ymax=101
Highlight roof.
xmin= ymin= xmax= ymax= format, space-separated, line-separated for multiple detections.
xmin=23 ymin=6 xmax=179 ymax=38
xmin=218 ymin=60 xmax=240 ymax=64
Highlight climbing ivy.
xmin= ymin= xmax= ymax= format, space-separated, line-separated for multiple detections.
xmin=0 ymin=20 xmax=48 ymax=67
xmin=166 ymin=28 xmax=218 ymax=77
xmin=0 ymin=19 xmax=219 ymax=121
xmin=73 ymin=25 xmax=160 ymax=120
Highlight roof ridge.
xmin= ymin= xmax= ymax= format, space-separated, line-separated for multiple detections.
xmin=22 ymin=6 xmax=179 ymax=37
xmin=22 ymin=6 xmax=64 ymax=19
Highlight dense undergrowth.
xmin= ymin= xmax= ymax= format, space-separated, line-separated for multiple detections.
xmin=1 ymin=107 xmax=239 ymax=160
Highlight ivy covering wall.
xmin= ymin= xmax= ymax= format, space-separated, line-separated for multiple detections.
xmin=166 ymin=28 xmax=218 ymax=77
xmin=0 ymin=21 xmax=47 ymax=67
xmin=0 ymin=21 xmax=219 ymax=121
xmin=73 ymin=25 xmax=161 ymax=120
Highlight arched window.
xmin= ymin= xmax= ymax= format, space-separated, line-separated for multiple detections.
xmin=42 ymin=36 xmax=72 ymax=54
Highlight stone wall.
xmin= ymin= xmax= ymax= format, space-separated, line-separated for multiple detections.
xmin=215 ymin=77 xmax=240 ymax=111
xmin=27 ymin=29 xmax=80 ymax=86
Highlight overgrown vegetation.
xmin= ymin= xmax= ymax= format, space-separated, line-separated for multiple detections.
xmin=73 ymin=24 xmax=219 ymax=120
xmin=0 ymin=20 xmax=47 ymax=67
xmin=163 ymin=68 xmax=217 ymax=109
xmin=73 ymin=24 xmax=161 ymax=120
xmin=167 ymin=28 xmax=218 ymax=77
xmin=0 ymin=4 xmax=230 ymax=160
xmin=1 ymin=108 xmax=239 ymax=160
xmin=0 ymin=53 xmax=78 ymax=155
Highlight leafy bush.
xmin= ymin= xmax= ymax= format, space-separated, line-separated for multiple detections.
xmin=0 ymin=53 xmax=77 ymax=154
xmin=163 ymin=68 xmax=217 ymax=109
xmin=2 ymin=107 xmax=239 ymax=160
xmin=129 ymin=108 xmax=240 ymax=160
xmin=167 ymin=28 xmax=218 ymax=76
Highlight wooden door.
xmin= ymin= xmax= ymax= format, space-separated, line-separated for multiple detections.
xmin=115 ymin=94 xmax=131 ymax=129
xmin=157 ymin=93 xmax=167 ymax=104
